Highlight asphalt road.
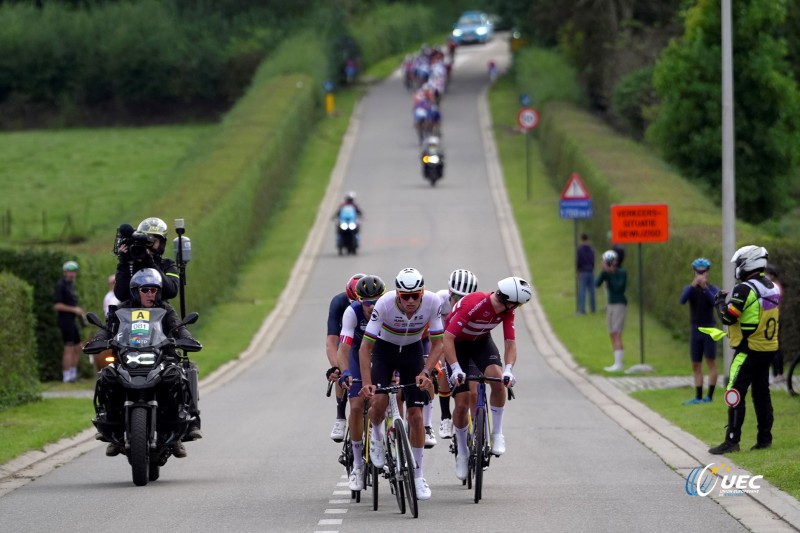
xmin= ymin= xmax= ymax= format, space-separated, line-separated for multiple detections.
xmin=0 ymin=38 xmax=750 ymax=533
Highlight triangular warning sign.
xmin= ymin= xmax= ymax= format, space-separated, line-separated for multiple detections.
xmin=561 ymin=173 xmax=590 ymax=200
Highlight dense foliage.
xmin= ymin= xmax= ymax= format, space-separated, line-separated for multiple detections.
xmin=0 ymin=272 xmax=40 ymax=409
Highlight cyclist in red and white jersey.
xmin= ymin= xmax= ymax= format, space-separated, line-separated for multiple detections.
xmin=359 ymin=267 xmax=443 ymax=501
xmin=434 ymin=269 xmax=479 ymax=439
xmin=444 ymin=276 xmax=533 ymax=481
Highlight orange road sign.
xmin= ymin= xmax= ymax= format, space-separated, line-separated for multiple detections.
xmin=610 ymin=204 xmax=669 ymax=243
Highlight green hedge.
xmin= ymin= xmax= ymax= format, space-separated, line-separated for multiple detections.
xmin=0 ymin=272 xmax=39 ymax=409
xmin=515 ymin=47 xmax=800 ymax=361
xmin=0 ymin=248 xmax=111 ymax=381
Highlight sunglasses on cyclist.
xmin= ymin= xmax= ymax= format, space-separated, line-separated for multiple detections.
xmin=361 ymin=299 xmax=378 ymax=306
xmin=398 ymin=291 xmax=423 ymax=301
xmin=138 ymin=287 xmax=158 ymax=294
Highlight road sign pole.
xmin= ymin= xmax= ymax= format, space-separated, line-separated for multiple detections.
xmin=638 ymin=242 xmax=644 ymax=365
xmin=574 ymin=220 xmax=579 ymax=313
xmin=526 ymin=130 xmax=531 ymax=201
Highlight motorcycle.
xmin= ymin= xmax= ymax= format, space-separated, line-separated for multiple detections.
xmin=84 ymin=309 xmax=201 ymax=486
xmin=421 ymin=136 xmax=445 ymax=186
xmin=337 ymin=204 xmax=359 ymax=255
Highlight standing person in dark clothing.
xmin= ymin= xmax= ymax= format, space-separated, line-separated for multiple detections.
xmin=54 ymin=261 xmax=84 ymax=383
xmin=709 ymin=245 xmax=780 ymax=455
xmin=576 ymin=233 xmax=596 ymax=315
xmin=596 ymin=250 xmax=627 ymax=372
xmin=679 ymin=258 xmax=720 ymax=404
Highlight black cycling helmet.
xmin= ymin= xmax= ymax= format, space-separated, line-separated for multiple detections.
xmin=356 ymin=275 xmax=386 ymax=300
xmin=129 ymin=268 xmax=162 ymax=306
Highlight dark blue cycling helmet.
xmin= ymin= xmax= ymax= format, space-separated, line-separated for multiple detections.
xmin=692 ymin=258 xmax=711 ymax=270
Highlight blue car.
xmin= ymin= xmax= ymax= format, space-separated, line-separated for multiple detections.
xmin=451 ymin=11 xmax=494 ymax=45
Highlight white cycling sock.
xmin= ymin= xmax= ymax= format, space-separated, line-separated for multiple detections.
xmin=423 ymin=402 xmax=433 ymax=427
xmin=352 ymin=440 xmax=364 ymax=467
xmin=454 ymin=425 xmax=468 ymax=455
xmin=614 ymin=350 xmax=623 ymax=367
xmin=490 ymin=406 xmax=505 ymax=435
xmin=412 ymin=447 xmax=424 ymax=479
xmin=371 ymin=424 xmax=384 ymax=442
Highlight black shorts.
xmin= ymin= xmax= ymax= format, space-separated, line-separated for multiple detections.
xmin=447 ymin=335 xmax=501 ymax=395
xmin=370 ymin=338 xmax=429 ymax=409
xmin=59 ymin=320 xmax=81 ymax=345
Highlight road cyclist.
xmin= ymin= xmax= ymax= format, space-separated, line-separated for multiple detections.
xmin=434 ymin=269 xmax=480 ymax=440
xmin=444 ymin=276 xmax=533 ymax=482
xmin=336 ymin=275 xmax=387 ymax=492
xmin=358 ymin=267 xmax=444 ymax=501
xmin=324 ymin=273 xmax=365 ymax=442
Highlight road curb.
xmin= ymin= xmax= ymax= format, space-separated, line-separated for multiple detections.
xmin=0 ymin=99 xmax=365 ymax=498
xmin=477 ymin=86 xmax=800 ymax=531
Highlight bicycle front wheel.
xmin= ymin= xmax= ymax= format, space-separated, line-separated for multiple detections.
xmin=386 ymin=430 xmax=405 ymax=514
xmin=474 ymin=407 xmax=486 ymax=503
xmin=395 ymin=419 xmax=418 ymax=518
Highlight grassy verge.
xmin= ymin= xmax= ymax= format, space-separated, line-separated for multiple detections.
xmin=488 ymin=75 xmax=688 ymax=375
xmin=488 ymin=74 xmax=800 ymax=499
xmin=0 ymin=398 xmax=94 ymax=464
xmin=633 ymin=387 xmax=800 ymax=500
xmin=0 ymin=125 xmax=211 ymax=244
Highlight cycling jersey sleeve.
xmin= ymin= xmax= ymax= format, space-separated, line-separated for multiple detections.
xmin=717 ymin=283 xmax=752 ymax=325
xmin=428 ymin=296 xmax=444 ymax=338
xmin=502 ymin=310 xmax=516 ymax=341
xmin=339 ymin=306 xmax=358 ymax=346
xmin=327 ymin=293 xmax=347 ymax=336
xmin=363 ymin=298 xmax=383 ymax=342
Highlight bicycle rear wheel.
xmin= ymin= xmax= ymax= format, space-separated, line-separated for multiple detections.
xmin=474 ymin=407 xmax=486 ymax=503
xmin=788 ymin=355 xmax=800 ymax=396
xmin=396 ymin=419 xmax=418 ymax=518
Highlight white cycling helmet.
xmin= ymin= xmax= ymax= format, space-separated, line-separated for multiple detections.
xmin=602 ymin=250 xmax=618 ymax=264
xmin=496 ymin=276 xmax=533 ymax=305
xmin=731 ymin=245 xmax=768 ymax=280
xmin=449 ymin=269 xmax=478 ymax=297
xmin=395 ymin=267 xmax=425 ymax=292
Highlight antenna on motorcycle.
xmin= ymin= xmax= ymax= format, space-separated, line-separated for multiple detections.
xmin=172 ymin=218 xmax=190 ymax=320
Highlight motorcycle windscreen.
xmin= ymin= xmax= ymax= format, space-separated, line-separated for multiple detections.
xmin=114 ymin=308 xmax=168 ymax=348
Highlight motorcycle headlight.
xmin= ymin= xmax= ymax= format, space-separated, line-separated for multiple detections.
xmin=427 ymin=155 xmax=440 ymax=164
xmin=124 ymin=351 xmax=156 ymax=368
xmin=348 ymin=223 xmax=357 ymax=230
xmin=339 ymin=222 xmax=349 ymax=230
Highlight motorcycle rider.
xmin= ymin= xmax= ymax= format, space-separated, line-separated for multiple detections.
xmin=85 ymin=268 xmax=201 ymax=458
xmin=333 ymin=193 xmax=362 ymax=250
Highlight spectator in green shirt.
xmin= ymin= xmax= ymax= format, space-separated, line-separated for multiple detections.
xmin=596 ymin=250 xmax=627 ymax=372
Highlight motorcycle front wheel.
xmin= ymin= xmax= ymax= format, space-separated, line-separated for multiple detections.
xmin=130 ymin=407 xmax=150 ymax=486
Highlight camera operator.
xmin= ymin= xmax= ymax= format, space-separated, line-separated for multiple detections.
xmin=114 ymin=217 xmax=180 ymax=303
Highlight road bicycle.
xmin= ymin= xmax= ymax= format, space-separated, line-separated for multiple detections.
xmin=329 ymin=380 xmax=371 ymax=502
xmin=449 ymin=374 xmax=514 ymax=503
xmin=371 ymin=383 xmax=419 ymax=518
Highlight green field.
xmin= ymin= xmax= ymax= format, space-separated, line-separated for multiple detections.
xmin=0 ymin=125 xmax=212 ymax=244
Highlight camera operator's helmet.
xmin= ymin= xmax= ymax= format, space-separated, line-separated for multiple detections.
xmin=496 ymin=276 xmax=533 ymax=305
xmin=136 ymin=217 xmax=168 ymax=241
xmin=602 ymin=250 xmax=618 ymax=265
xmin=62 ymin=260 xmax=79 ymax=272
xmin=692 ymin=258 xmax=711 ymax=271
xmin=129 ymin=268 xmax=162 ymax=306
xmin=356 ymin=275 xmax=386 ymax=300
xmin=345 ymin=273 xmax=366 ymax=301
xmin=345 ymin=191 xmax=356 ymax=203
xmin=449 ymin=269 xmax=478 ymax=297
xmin=731 ymin=245 xmax=768 ymax=280
xmin=395 ymin=268 xmax=425 ymax=292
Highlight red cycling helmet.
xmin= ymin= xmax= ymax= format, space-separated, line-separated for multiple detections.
xmin=346 ymin=273 xmax=366 ymax=301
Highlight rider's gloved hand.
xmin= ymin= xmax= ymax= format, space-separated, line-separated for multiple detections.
xmin=338 ymin=369 xmax=352 ymax=389
xmin=326 ymin=366 xmax=340 ymax=382
xmin=448 ymin=362 xmax=465 ymax=388
xmin=502 ymin=364 xmax=516 ymax=387
xmin=714 ymin=290 xmax=728 ymax=306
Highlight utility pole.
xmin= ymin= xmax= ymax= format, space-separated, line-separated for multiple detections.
xmin=721 ymin=0 xmax=736 ymax=377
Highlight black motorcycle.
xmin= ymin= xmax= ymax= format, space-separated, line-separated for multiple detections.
xmin=421 ymin=137 xmax=444 ymax=186
xmin=336 ymin=205 xmax=359 ymax=255
xmin=84 ymin=309 xmax=201 ymax=486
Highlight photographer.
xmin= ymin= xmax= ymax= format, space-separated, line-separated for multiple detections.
xmin=114 ymin=217 xmax=180 ymax=303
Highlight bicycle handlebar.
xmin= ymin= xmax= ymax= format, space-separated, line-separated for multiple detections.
xmin=373 ymin=383 xmax=418 ymax=394
xmin=326 ymin=381 xmax=333 ymax=397
xmin=465 ymin=374 xmax=516 ymax=400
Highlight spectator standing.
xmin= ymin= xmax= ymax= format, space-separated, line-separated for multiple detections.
xmin=103 ymin=274 xmax=121 ymax=315
xmin=679 ymin=258 xmax=720 ymax=404
xmin=765 ymin=265 xmax=785 ymax=383
xmin=576 ymin=233 xmax=596 ymax=314
xmin=54 ymin=261 xmax=84 ymax=383
xmin=596 ymin=250 xmax=627 ymax=372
